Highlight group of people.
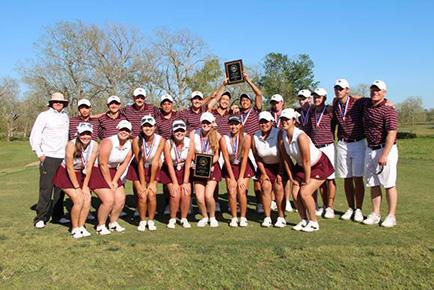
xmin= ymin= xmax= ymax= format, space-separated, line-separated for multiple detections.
xmin=30 ymin=71 xmax=399 ymax=238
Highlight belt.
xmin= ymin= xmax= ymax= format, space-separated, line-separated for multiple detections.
xmin=316 ymin=143 xmax=333 ymax=148
xmin=339 ymin=137 xmax=363 ymax=143
xmin=369 ymin=142 xmax=396 ymax=150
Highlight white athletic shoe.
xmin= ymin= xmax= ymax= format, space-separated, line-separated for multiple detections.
xmin=341 ymin=208 xmax=354 ymax=220
xmin=164 ymin=205 xmax=170 ymax=215
xmin=256 ymin=203 xmax=264 ymax=214
xmin=197 ymin=217 xmax=209 ymax=227
xmin=80 ymin=226 xmax=92 ymax=237
xmin=315 ymin=207 xmax=324 ymax=217
xmin=285 ymin=201 xmax=294 ymax=212
xmin=147 ymin=220 xmax=157 ymax=231
xmin=119 ymin=211 xmax=128 ymax=218
xmin=229 ymin=217 xmax=238 ymax=228
xmin=324 ymin=207 xmax=335 ymax=219
xmin=109 ymin=221 xmax=126 ymax=232
xmin=381 ymin=215 xmax=397 ymax=228
xmin=87 ymin=213 xmax=96 ymax=221
xmin=274 ymin=217 xmax=287 ymax=228
xmin=180 ymin=218 xmax=191 ymax=228
xmin=56 ymin=217 xmax=70 ymax=224
xmin=167 ymin=218 xmax=176 ymax=229
xmin=96 ymin=224 xmax=111 ymax=235
xmin=239 ymin=217 xmax=248 ymax=227
xmin=71 ymin=227 xmax=83 ymax=239
xmin=363 ymin=213 xmax=381 ymax=225
xmin=301 ymin=221 xmax=320 ymax=233
xmin=137 ymin=220 xmax=147 ymax=232
xmin=353 ymin=208 xmax=364 ymax=222
xmin=261 ymin=217 xmax=272 ymax=228
xmin=209 ymin=217 xmax=219 ymax=228
xmin=34 ymin=220 xmax=45 ymax=229
xmin=215 ymin=203 xmax=221 ymax=213
xmin=270 ymin=200 xmax=278 ymax=211
xmin=292 ymin=219 xmax=308 ymax=231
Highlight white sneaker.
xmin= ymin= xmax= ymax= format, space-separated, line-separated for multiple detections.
xmin=315 ymin=207 xmax=324 ymax=217
xmin=381 ymin=215 xmax=397 ymax=228
xmin=167 ymin=218 xmax=177 ymax=229
xmin=324 ymin=207 xmax=335 ymax=219
xmin=274 ymin=217 xmax=287 ymax=228
xmin=363 ymin=212 xmax=381 ymax=225
xmin=229 ymin=217 xmax=238 ymax=228
xmin=180 ymin=218 xmax=191 ymax=228
xmin=109 ymin=221 xmax=126 ymax=232
xmin=353 ymin=208 xmax=364 ymax=222
xmin=301 ymin=221 xmax=320 ymax=233
xmin=164 ymin=205 xmax=170 ymax=215
xmin=215 ymin=203 xmax=221 ymax=213
xmin=285 ymin=201 xmax=294 ymax=212
xmin=209 ymin=217 xmax=219 ymax=227
xmin=261 ymin=217 xmax=272 ymax=228
xmin=35 ymin=220 xmax=45 ymax=229
xmin=341 ymin=208 xmax=354 ymax=220
xmin=256 ymin=203 xmax=264 ymax=214
xmin=96 ymin=224 xmax=111 ymax=235
xmin=197 ymin=217 xmax=209 ymax=227
xmin=239 ymin=217 xmax=248 ymax=227
xmin=270 ymin=200 xmax=278 ymax=211
xmin=56 ymin=217 xmax=70 ymax=224
xmin=119 ymin=211 xmax=128 ymax=218
xmin=87 ymin=213 xmax=96 ymax=221
xmin=80 ymin=226 xmax=92 ymax=237
xmin=292 ymin=219 xmax=308 ymax=231
xmin=137 ymin=220 xmax=147 ymax=232
xmin=71 ymin=227 xmax=83 ymax=239
xmin=147 ymin=220 xmax=157 ymax=231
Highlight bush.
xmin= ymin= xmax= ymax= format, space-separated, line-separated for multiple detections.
xmin=397 ymin=132 xmax=417 ymax=139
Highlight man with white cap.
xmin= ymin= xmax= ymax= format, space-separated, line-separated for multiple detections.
xmin=269 ymin=94 xmax=285 ymax=128
xmin=155 ymin=94 xmax=180 ymax=140
xmin=362 ymin=80 xmax=399 ymax=228
xmin=180 ymin=90 xmax=214 ymax=133
xmin=69 ymin=99 xmax=99 ymax=141
xmin=296 ymin=89 xmax=313 ymax=132
xmin=30 ymin=92 xmax=70 ymax=228
xmin=98 ymin=95 xmax=127 ymax=140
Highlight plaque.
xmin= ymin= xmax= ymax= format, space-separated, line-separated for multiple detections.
xmin=194 ymin=153 xmax=213 ymax=179
xmin=224 ymin=59 xmax=244 ymax=84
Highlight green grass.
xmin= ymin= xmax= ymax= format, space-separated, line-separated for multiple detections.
xmin=0 ymin=139 xmax=433 ymax=289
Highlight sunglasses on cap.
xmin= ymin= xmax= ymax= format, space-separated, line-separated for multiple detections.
xmin=173 ymin=124 xmax=186 ymax=132
xmin=141 ymin=117 xmax=155 ymax=126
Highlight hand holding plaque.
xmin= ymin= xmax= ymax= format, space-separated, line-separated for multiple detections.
xmin=193 ymin=153 xmax=213 ymax=179
xmin=224 ymin=59 xmax=244 ymax=85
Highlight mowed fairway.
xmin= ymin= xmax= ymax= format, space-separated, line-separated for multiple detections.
xmin=0 ymin=139 xmax=433 ymax=289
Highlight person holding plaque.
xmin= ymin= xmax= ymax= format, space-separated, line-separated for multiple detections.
xmin=252 ymin=111 xmax=286 ymax=228
xmin=53 ymin=122 xmax=98 ymax=238
xmin=159 ymin=120 xmax=192 ymax=229
xmin=132 ymin=115 xmax=165 ymax=232
xmin=184 ymin=112 xmax=222 ymax=228
xmin=220 ymin=115 xmax=255 ymax=227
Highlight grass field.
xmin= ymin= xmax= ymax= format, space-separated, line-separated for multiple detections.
xmin=0 ymin=139 xmax=433 ymax=289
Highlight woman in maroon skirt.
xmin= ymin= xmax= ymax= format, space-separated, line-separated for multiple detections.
xmin=160 ymin=120 xmax=192 ymax=229
xmin=53 ymin=122 xmax=98 ymax=238
xmin=132 ymin=115 xmax=165 ymax=232
xmin=279 ymin=108 xmax=334 ymax=233
xmin=221 ymin=115 xmax=254 ymax=227
xmin=184 ymin=112 xmax=222 ymax=228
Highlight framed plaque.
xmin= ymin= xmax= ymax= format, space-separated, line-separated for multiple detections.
xmin=224 ymin=59 xmax=244 ymax=84
xmin=194 ymin=153 xmax=213 ymax=179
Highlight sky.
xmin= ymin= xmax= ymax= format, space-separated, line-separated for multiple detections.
xmin=1 ymin=0 xmax=434 ymax=108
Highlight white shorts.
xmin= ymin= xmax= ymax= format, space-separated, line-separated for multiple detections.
xmin=319 ymin=143 xmax=336 ymax=179
xmin=365 ymin=144 xmax=398 ymax=188
xmin=336 ymin=139 xmax=366 ymax=178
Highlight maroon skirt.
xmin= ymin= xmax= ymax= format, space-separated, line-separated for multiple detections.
xmin=294 ymin=153 xmax=335 ymax=181
xmin=223 ymin=161 xmax=255 ymax=180
xmin=192 ymin=163 xmax=222 ymax=183
xmin=89 ymin=167 xmax=123 ymax=190
xmin=255 ymin=163 xmax=280 ymax=184
xmin=159 ymin=164 xmax=187 ymax=185
xmin=53 ymin=166 xmax=84 ymax=189
xmin=126 ymin=159 xmax=139 ymax=181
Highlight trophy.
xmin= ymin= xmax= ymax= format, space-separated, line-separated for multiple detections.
xmin=193 ymin=153 xmax=213 ymax=179
xmin=224 ymin=59 xmax=244 ymax=84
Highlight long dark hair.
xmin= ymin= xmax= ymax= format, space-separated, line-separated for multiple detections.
xmin=74 ymin=136 xmax=85 ymax=159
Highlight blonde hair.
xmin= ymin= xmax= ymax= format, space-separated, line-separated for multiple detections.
xmin=208 ymin=127 xmax=219 ymax=153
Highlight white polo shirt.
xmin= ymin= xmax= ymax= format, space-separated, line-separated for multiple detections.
xmin=253 ymin=127 xmax=280 ymax=165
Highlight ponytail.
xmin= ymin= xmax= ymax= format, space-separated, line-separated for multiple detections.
xmin=208 ymin=127 xmax=219 ymax=153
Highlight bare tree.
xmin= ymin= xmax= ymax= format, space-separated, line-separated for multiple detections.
xmin=0 ymin=78 xmax=20 ymax=141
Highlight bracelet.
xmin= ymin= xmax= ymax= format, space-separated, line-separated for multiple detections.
xmin=74 ymin=186 xmax=80 ymax=189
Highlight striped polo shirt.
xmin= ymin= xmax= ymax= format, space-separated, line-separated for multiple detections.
xmin=122 ymin=103 xmax=158 ymax=137
xmin=97 ymin=112 xmax=127 ymax=140
xmin=363 ymin=99 xmax=398 ymax=146
xmin=238 ymin=106 xmax=261 ymax=136
xmin=180 ymin=105 xmax=208 ymax=133
xmin=211 ymin=108 xmax=230 ymax=136
xmin=306 ymin=105 xmax=335 ymax=146
xmin=270 ymin=110 xmax=283 ymax=128
xmin=156 ymin=110 xmax=181 ymax=140
xmin=69 ymin=115 xmax=99 ymax=141
xmin=333 ymin=96 xmax=368 ymax=141
xmin=296 ymin=105 xmax=312 ymax=133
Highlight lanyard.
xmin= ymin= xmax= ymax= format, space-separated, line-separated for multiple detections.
xmin=230 ymin=133 xmax=240 ymax=158
xmin=200 ymin=131 xmax=210 ymax=153
xmin=315 ymin=105 xmax=327 ymax=128
xmin=338 ymin=97 xmax=350 ymax=121
xmin=273 ymin=111 xmax=281 ymax=127
xmin=241 ymin=108 xmax=252 ymax=126
xmin=301 ymin=106 xmax=311 ymax=126
xmin=142 ymin=136 xmax=155 ymax=162
xmin=80 ymin=142 xmax=92 ymax=169
xmin=173 ymin=140 xmax=183 ymax=163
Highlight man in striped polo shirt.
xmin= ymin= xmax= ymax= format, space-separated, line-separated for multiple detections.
xmin=156 ymin=94 xmax=180 ymax=139
xmin=208 ymin=80 xmax=232 ymax=136
xmin=69 ymin=99 xmax=99 ymax=141
xmin=362 ymin=80 xmax=399 ymax=228
xmin=98 ymin=95 xmax=127 ymax=140
xmin=238 ymin=72 xmax=263 ymax=136
xmin=296 ymin=89 xmax=313 ymax=132
xmin=180 ymin=91 xmax=213 ymax=133
xmin=269 ymin=94 xmax=285 ymax=129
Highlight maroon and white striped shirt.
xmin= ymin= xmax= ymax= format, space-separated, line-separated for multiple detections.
xmin=212 ymin=109 xmax=230 ymax=136
xmin=69 ymin=115 xmax=99 ymax=141
xmin=333 ymin=96 xmax=368 ymax=141
xmin=180 ymin=105 xmax=207 ymax=133
xmin=121 ymin=103 xmax=158 ymax=137
xmin=156 ymin=110 xmax=181 ymax=140
xmin=270 ymin=110 xmax=283 ymax=128
xmin=363 ymin=99 xmax=398 ymax=146
xmin=97 ymin=112 xmax=127 ymax=140
xmin=307 ymin=105 xmax=335 ymax=146
xmin=238 ymin=106 xmax=261 ymax=136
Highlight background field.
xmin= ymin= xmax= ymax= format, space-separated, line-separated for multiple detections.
xmin=0 ymin=137 xmax=433 ymax=289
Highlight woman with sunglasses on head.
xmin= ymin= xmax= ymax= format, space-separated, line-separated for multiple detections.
xmin=159 ymin=120 xmax=192 ymax=229
xmin=279 ymin=108 xmax=334 ymax=233
xmin=252 ymin=111 xmax=286 ymax=228
xmin=220 ymin=115 xmax=255 ymax=227
xmin=89 ymin=120 xmax=133 ymax=235
xmin=184 ymin=112 xmax=222 ymax=228
xmin=53 ymin=122 xmax=98 ymax=238
xmin=132 ymin=115 xmax=165 ymax=232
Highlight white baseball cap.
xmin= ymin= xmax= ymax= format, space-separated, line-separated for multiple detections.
xmin=270 ymin=94 xmax=284 ymax=103
xmin=107 ymin=95 xmax=121 ymax=104
xmin=258 ymin=111 xmax=274 ymax=122
xmin=160 ymin=94 xmax=174 ymax=103
xmin=172 ymin=120 xmax=186 ymax=132
xmin=370 ymin=80 xmax=387 ymax=91
xmin=280 ymin=108 xmax=301 ymax=120
xmin=77 ymin=99 xmax=91 ymax=107
xmin=200 ymin=112 xmax=216 ymax=123
xmin=191 ymin=91 xmax=204 ymax=99
xmin=141 ymin=115 xmax=156 ymax=126
xmin=313 ymin=88 xmax=327 ymax=97
xmin=133 ymin=88 xmax=146 ymax=97
xmin=77 ymin=122 xmax=93 ymax=134
xmin=335 ymin=79 xmax=350 ymax=89
xmin=297 ymin=89 xmax=311 ymax=98
xmin=116 ymin=120 xmax=132 ymax=131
